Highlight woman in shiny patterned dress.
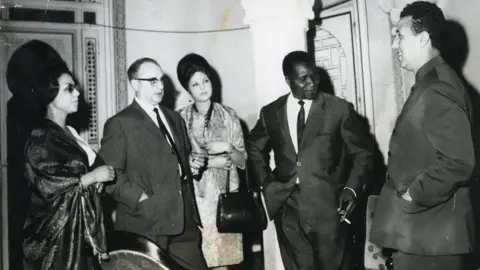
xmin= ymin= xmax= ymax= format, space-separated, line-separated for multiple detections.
xmin=22 ymin=65 xmax=114 ymax=269
xmin=176 ymin=53 xmax=247 ymax=269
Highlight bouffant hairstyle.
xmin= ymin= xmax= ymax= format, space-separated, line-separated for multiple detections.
xmin=35 ymin=64 xmax=74 ymax=106
xmin=176 ymin=53 xmax=213 ymax=91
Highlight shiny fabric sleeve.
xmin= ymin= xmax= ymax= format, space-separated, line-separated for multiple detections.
xmin=23 ymin=130 xmax=107 ymax=269
xmin=25 ymin=139 xmax=83 ymax=201
xmin=228 ymin=108 xmax=247 ymax=169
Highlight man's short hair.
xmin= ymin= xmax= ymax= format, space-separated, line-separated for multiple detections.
xmin=400 ymin=1 xmax=446 ymax=50
xmin=282 ymin=51 xmax=314 ymax=77
xmin=127 ymin=57 xmax=159 ymax=81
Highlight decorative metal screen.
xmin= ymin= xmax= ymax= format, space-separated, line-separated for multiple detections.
xmin=85 ymin=38 xmax=98 ymax=143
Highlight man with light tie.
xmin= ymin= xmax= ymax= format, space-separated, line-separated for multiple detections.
xmin=246 ymin=51 xmax=374 ymax=270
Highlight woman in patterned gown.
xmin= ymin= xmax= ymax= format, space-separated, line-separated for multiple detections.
xmin=176 ymin=53 xmax=247 ymax=269
xmin=22 ymin=64 xmax=114 ymax=269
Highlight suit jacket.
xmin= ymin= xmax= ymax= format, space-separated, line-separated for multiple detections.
xmin=246 ymin=92 xmax=373 ymax=230
xmin=99 ymin=101 xmax=200 ymax=237
xmin=370 ymin=56 xmax=475 ymax=255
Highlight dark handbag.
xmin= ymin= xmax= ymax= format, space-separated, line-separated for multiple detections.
xmin=216 ymin=167 xmax=268 ymax=233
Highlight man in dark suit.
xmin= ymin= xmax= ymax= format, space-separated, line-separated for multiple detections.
xmin=246 ymin=51 xmax=374 ymax=270
xmin=98 ymin=58 xmax=207 ymax=270
xmin=370 ymin=2 xmax=475 ymax=270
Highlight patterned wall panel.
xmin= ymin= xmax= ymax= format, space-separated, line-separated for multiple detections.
xmin=310 ymin=12 xmax=360 ymax=112
xmin=85 ymin=38 xmax=98 ymax=143
xmin=313 ymin=28 xmax=348 ymax=99
xmin=113 ymin=0 xmax=128 ymax=111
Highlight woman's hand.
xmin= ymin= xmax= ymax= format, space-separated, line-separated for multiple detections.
xmin=203 ymin=141 xmax=233 ymax=155
xmin=208 ymin=154 xmax=232 ymax=169
xmin=81 ymin=165 xmax=115 ymax=187
xmin=90 ymin=165 xmax=115 ymax=183
xmin=190 ymin=152 xmax=207 ymax=169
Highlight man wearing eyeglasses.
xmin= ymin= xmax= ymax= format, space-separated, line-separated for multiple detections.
xmin=99 ymin=57 xmax=208 ymax=270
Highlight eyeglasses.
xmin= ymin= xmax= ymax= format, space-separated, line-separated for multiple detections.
xmin=50 ymin=82 xmax=78 ymax=93
xmin=134 ymin=77 xmax=166 ymax=87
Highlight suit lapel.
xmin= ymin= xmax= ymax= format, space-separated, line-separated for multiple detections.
xmin=299 ymin=94 xmax=326 ymax=153
xmin=161 ymin=107 xmax=190 ymax=171
xmin=131 ymin=101 xmax=166 ymax=143
xmin=276 ymin=96 xmax=296 ymax=155
xmin=161 ymin=107 xmax=182 ymax=147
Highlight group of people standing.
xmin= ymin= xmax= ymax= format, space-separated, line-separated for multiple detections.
xmin=16 ymin=1 xmax=477 ymax=270
xmin=22 ymin=52 xmax=248 ymax=269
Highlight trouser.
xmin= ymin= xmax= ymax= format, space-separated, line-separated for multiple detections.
xmin=152 ymin=189 xmax=208 ymax=270
xmin=273 ymin=186 xmax=348 ymax=270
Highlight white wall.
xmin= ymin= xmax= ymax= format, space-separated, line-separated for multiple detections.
xmin=443 ymin=0 xmax=480 ymax=91
xmin=363 ymin=1 xmax=399 ymax=159
xmin=124 ymin=0 xmax=257 ymax=128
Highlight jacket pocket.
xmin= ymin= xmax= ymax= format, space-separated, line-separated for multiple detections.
xmin=132 ymin=194 xmax=158 ymax=222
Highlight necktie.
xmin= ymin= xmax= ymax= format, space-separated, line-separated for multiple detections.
xmin=153 ymin=108 xmax=185 ymax=175
xmin=297 ymin=100 xmax=305 ymax=147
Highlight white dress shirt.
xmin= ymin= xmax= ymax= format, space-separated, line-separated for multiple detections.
xmin=286 ymin=93 xmax=312 ymax=184
xmin=286 ymin=93 xmax=313 ymax=153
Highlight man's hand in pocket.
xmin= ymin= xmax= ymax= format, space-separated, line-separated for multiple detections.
xmin=139 ymin=192 xmax=149 ymax=202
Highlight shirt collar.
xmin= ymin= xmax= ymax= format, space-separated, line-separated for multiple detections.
xmin=288 ymin=93 xmax=313 ymax=106
xmin=135 ymin=97 xmax=159 ymax=114
xmin=415 ymin=55 xmax=445 ymax=82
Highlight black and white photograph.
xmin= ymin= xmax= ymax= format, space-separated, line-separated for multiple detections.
xmin=1 ymin=0 xmax=479 ymax=269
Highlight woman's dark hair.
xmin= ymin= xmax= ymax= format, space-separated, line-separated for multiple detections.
xmin=176 ymin=53 xmax=213 ymax=91
xmin=34 ymin=64 xmax=74 ymax=110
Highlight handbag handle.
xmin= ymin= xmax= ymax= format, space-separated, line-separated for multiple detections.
xmin=225 ymin=169 xmax=231 ymax=194
xmin=224 ymin=165 xmax=256 ymax=195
